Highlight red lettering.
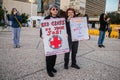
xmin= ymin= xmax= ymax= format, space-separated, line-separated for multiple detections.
xmin=41 ymin=22 xmax=49 ymax=27
xmin=61 ymin=20 xmax=65 ymax=25
xmin=52 ymin=31 xmax=55 ymax=35
xmin=51 ymin=20 xmax=65 ymax=26
xmin=45 ymin=28 xmax=51 ymax=31
xmin=47 ymin=31 xmax=51 ymax=36
xmin=51 ymin=21 xmax=55 ymax=26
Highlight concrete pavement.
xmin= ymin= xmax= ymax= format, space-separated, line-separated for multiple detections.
xmin=0 ymin=27 xmax=120 ymax=80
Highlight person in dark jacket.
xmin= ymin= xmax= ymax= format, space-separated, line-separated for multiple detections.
xmin=10 ymin=8 xmax=22 ymax=48
xmin=64 ymin=8 xmax=80 ymax=70
xmin=98 ymin=13 xmax=110 ymax=48
xmin=40 ymin=5 xmax=59 ymax=77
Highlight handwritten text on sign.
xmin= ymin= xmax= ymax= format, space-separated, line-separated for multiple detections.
xmin=41 ymin=18 xmax=69 ymax=56
xmin=70 ymin=17 xmax=89 ymax=41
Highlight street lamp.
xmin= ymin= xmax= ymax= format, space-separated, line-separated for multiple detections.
xmin=29 ymin=0 xmax=35 ymax=17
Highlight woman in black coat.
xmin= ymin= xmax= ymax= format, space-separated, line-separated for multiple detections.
xmin=40 ymin=5 xmax=59 ymax=77
xmin=98 ymin=13 xmax=110 ymax=48
xmin=64 ymin=8 xmax=80 ymax=70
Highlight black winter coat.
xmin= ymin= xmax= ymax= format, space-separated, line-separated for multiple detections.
xmin=99 ymin=19 xmax=108 ymax=31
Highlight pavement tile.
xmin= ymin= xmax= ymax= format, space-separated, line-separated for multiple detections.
xmin=0 ymin=27 xmax=120 ymax=80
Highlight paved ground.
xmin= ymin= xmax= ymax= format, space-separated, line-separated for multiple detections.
xmin=0 ymin=27 xmax=120 ymax=80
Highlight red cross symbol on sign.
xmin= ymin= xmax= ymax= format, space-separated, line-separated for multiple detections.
xmin=49 ymin=36 xmax=62 ymax=49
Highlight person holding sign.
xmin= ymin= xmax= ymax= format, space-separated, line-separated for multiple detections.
xmin=40 ymin=5 xmax=60 ymax=77
xmin=10 ymin=8 xmax=22 ymax=48
xmin=64 ymin=8 xmax=80 ymax=69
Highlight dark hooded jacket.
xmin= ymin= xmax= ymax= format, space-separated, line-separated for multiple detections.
xmin=99 ymin=13 xmax=108 ymax=31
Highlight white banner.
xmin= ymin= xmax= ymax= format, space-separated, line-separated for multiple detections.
xmin=41 ymin=18 xmax=69 ymax=56
xmin=70 ymin=17 xmax=89 ymax=41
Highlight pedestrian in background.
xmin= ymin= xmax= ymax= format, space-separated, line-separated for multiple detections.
xmin=40 ymin=4 xmax=59 ymax=77
xmin=10 ymin=8 xmax=22 ymax=48
xmin=64 ymin=8 xmax=80 ymax=70
xmin=108 ymin=26 xmax=112 ymax=38
xmin=98 ymin=13 xmax=110 ymax=48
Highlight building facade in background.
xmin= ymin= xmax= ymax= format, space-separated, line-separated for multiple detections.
xmin=49 ymin=0 xmax=60 ymax=6
xmin=86 ymin=0 xmax=106 ymax=16
xmin=118 ymin=0 xmax=120 ymax=13
xmin=2 ymin=0 xmax=37 ymax=16
xmin=37 ymin=0 xmax=43 ymax=13
xmin=0 ymin=0 xmax=2 ymax=7
xmin=37 ymin=0 xmax=60 ymax=16
xmin=55 ymin=0 xmax=60 ymax=7
xmin=60 ymin=0 xmax=86 ymax=15
xmin=1 ymin=0 xmax=109 ymax=17
xmin=79 ymin=0 xmax=86 ymax=15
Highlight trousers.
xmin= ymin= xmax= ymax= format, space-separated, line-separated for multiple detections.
xmin=98 ymin=30 xmax=106 ymax=45
xmin=46 ymin=55 xmax=57 ymax=72
xmin=12 ymin=27 xmax=21 ymax=46
xmin=64 ymin=38 xmax=79 ymax=66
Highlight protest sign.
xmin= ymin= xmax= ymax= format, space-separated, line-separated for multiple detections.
xmin=41 ymin=18 xmax=69 ymax=56
xmin=70 ymin=17 xmax=89 ymax=41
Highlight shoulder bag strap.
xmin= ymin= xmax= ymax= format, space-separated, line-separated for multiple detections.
xmin=14 ymin=16 xmax=22 ymax=28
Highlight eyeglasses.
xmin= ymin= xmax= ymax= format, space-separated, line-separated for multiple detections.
xmin=51 ymin=8 xmax=58 ymax=11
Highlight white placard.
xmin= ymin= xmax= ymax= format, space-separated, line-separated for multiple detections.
xmin=41 ymin=18 xmax=69 ymax=56
xmin=70 ymin=17 xmax=89 ymax=41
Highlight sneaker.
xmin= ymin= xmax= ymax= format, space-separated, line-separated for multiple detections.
xmin=98 ymin=45 xmax=102 ymax=48
xmin=16 ymin=45 xmax=20 ymax=48
xmin=47 ymin=72 xmax=54 ymax=77
xmin=64 ymin=65 xmax=68 ymax=69
xmin=101 ymin=45 xmax=105 ymax=48
xmin=52 ymin=68 xmax=57 ymax=73
xmin=71 ymin=64 xmax=80 ymax=69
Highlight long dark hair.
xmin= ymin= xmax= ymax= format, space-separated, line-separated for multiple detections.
xmin=11 ymin=8 xmax=17 ymax=14
xmin=84 ymin=14 xmax=89 ymax=22
xmin=99 ymin=13 xmax=106 ymax=21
